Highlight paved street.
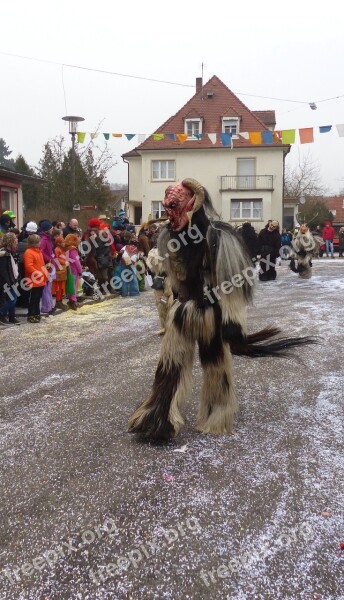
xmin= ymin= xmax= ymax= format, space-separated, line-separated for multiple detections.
xmin=0 ymin=260 xmax=343 ymax=600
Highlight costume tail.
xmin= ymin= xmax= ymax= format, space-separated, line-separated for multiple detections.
xmin=226 ymin=326 xmax=319 ymax=358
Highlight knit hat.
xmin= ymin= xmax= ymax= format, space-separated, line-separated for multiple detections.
xmin=119 ymin=210 xmax=126 ymax=216
xmin=40 ymin=220 xmax=53 ymax=232
xmin=26 ymin=221 xmax=38 ymax=233
xmin=88 ymin=218 xmax=101 ymax=229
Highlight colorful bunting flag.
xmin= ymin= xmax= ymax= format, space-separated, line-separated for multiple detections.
xmin=166 ymin=133 xmax=176 ymax=141
xmin=299 ymin=128 xmax=314 ymax=144
xmin=125 ymin=134 xmax=136 ymax=141
xmin=262 ymin=130 xmax=273 ymax=144
xmin=194 ymin=134 xmax=203 ymax=140
xmin=77 ymin=132 xmax=86 ymax=143
xmin=138 ymin=134 xmax=146 ymax=143
xmin=103 ymin=133 xmax=110 ymax=140
xmin=239 ymin=132 xmax=249 ymax=140
xmin=112 ymin=133 xmax=122 ymax=137
xmin=176 ymin=134 xmax=188 ymax=143
xmin=90 ymin=133 xmax=98 ymax=140
xmin=208 ymin=133 xmax=217 ymax=144
xmin=249 ymin=132 xmax=262 ymax=145
xmin=220 ymin=133 xmax=233 ymax=147
xmin=152 ymin=134 xmax=164 ymax=141
xmin=336 ymin=124 xmax=344 ymax=137
xmin=319 ymin=125 xmax=332 ymax=133
xmin=273 ymin=131 xmax=282 ymax=142
xmin=281 ymin=130 xmax=296 ymax=144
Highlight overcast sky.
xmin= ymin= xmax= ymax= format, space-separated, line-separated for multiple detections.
xmin=1 ymin=0 xmax=344 ymax=193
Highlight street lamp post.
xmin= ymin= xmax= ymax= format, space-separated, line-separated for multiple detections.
xmin=62 ymin=115 xmax=85 ymax=209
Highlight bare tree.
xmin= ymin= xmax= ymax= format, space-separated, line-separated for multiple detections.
xmin=284 ymin=150 xmax=328 ymax=199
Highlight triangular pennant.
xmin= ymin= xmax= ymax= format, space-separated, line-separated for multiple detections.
xmin=194 ymin=134 xmax=203 ymax=140
xmin=152 ymin=134 xmax=164 ymax=141
xmin=90 ymin=133 xmax=98 ymax=140
xmin=262 ymin=130 xmax=273 ymax=144
xmin=281 ymin=129 xmax=296 ymax=144
xmin=336 ymin=124 xmax=344 ymax=137
xmin=273 ymin=131 xmax=282 ymax=142
xmin=299 ymin=128 xmax=314 ymax=144
xmin=176 ymin=134 xmax=188 ymax=143
xmin=138 ymin=134 xmax=146 ymax=143
xmin=77 ymin=132 xmax=86 ymax=144
xmin=166 ymin=133 xmax=176 ymax=141
xmin=125 ymin=134 xmax=136 ymax=141
xmin=207 ymin=133 xmax=217 ymax=144
xmin=249 ymin=132 xmax=262 ymax=145
xmin=112 ymin=133 xmax=122 ymax=138
xmin=239 ymin=132 xmax=249 ymax=140
xmin=103 ymin=133 xmax=110 ymax=140
xmin=319 ymin=125 xmax=332 ymax=134
xmin=220 ymin=133 xmax=232 ymax=147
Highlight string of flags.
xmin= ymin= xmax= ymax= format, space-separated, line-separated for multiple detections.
xmin=76 ymin=124 xmax=344 ymax=147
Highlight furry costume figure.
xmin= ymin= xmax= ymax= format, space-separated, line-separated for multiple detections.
xmin=289 ymin=224 xmax=320 ymax=279
xmin=146 ymin=246 xmax=173 ymax=335
xmin=128 ymin=179 xmax=315 ymax=441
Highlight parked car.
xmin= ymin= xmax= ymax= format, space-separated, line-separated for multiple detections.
xmin=319 ymin=238 xmax=339 ymax=256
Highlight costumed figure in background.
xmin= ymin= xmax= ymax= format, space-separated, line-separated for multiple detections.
xmin=128 ymin=178 xmax=315 ymax=442
xmin=257 ymin=220 xmax=281 ymax=281
xmin=146 ymin=238 xmax=173 ymax=336
xmin=289 ymin=224 xmax=320 ymax=279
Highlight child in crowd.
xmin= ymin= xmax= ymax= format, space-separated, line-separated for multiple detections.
xmin=52 ymin=235 xmax=68 ymax=310
xmin=23 ymin=234 xmax=48 ymax=323
xmin=64 ymin=233 xmax=83 ymax=310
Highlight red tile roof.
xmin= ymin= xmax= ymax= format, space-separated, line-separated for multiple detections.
xmin=123 ymin=76 xmax=288 ymax=154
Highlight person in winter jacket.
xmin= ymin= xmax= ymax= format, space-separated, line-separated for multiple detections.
xmin=0 ymin=232 xmax=20 ymax=325
xmin=239 ymin=222 xmax=259 ymax=262
xmin=322 ymin=221 xmax=335 ymax=258
xmin=23 ymin=234 xmax=48 ymax=323
xmin=64 ymin=233 xmax=83 ymax=310
xmin=39 ymin=220 xmax=55 ymax=313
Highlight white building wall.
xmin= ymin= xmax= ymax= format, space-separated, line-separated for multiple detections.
xmin=128 ymin=146 xmax=285 ymax=229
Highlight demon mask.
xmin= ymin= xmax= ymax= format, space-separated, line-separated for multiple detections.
xmin=162 ymin=178 xmax=205 ymax=231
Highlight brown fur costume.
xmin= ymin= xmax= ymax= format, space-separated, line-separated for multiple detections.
xmin=128 ymin=179 xmax=315 ymax=441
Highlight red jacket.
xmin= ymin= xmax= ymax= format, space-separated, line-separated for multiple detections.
xmin=322 ymin=224 xmax=335 ymax=241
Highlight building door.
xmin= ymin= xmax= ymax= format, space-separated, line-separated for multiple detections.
xmin=237 ymin=158 xmax=255 ymax=189
xmin=134 ymin=206 xmax=142 ymax=225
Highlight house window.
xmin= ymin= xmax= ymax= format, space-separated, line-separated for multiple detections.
xmin=222 ymin=118 xmax=239 ymax=136
xmin=0 ymin=189 xmax=11 ymax=212
xmin=231 ymin=200 xmax=262 ymax=220
xmin=152 ymin=201 xmax=166 ymax=219
xmin=152 ymin=160 xmax=175 ymax=181
xmin=185 ymin=119 xmax=202 ymax=139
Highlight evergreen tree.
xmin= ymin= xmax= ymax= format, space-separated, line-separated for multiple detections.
xmin=13 ymin=155 xmax=40 ymax=211
xmin=0 ymin=138 xmax=15 ymax=169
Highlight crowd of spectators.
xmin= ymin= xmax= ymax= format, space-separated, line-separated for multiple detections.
xmin=0 ymin=209 xmax=161 ymax=327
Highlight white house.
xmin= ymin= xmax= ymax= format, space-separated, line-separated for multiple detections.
xmin=122 ymin=75 xmax=291 ymax=230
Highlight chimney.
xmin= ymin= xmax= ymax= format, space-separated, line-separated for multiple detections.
xmin=196 ymin=77 xmax=202 ymax=94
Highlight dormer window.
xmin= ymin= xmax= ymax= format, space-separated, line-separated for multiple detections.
xmin=222 ymin=117 xmax=239 ymax=137
xmin=185 ymin=118 xmax=202 ymax=140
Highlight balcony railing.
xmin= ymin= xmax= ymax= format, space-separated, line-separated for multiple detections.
xmin=220 ymin=175 xmax=273 ymax=191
